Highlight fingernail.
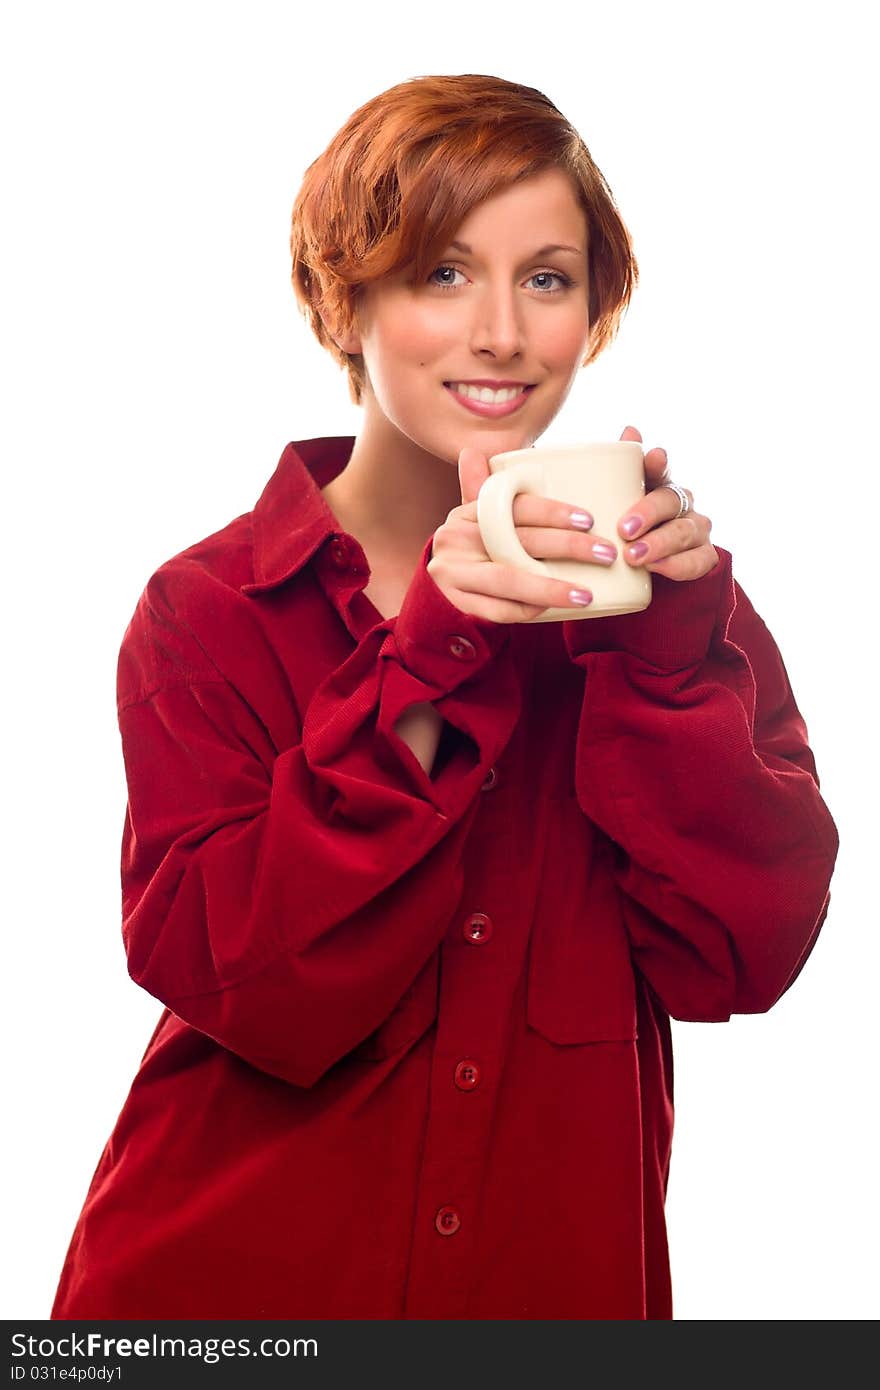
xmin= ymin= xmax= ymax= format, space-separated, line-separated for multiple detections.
xmin=569 ymin=588 xmax=593 ymax=606
xmin=592 ymin=542 xmax=617 ymax=563
xmin=627 ymin=541 xmax=649 ymax=560
xmin=570 ymin=510 xmax=594 ymax=530
xmin=621 ymin=516 xmax=642 ymax=538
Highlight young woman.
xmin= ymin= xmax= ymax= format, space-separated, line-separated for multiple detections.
xmin=51 ymin=73 xmax=838 ymax=1320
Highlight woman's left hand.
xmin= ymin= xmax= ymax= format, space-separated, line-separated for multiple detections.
xmin=617 ymin=425 xmax=718 ymax=581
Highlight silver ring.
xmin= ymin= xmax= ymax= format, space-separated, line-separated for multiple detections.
xmin=665 ymin=482 xmax=691 ymax=518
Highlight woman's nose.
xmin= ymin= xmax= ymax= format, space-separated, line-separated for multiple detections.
xmin=469 ymin=285 xmax=525 ymax=360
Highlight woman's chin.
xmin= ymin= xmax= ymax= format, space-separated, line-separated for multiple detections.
xmin=433 ymin=423 xmax=538 ymax=466
xmin=464 ymin=426 xmax=534 ymax=461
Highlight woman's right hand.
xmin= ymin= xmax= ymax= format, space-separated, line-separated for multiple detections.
xmin=426 ymin=446 xmax=620 ymax=623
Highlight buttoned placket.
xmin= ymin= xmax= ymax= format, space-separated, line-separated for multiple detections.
xmin=402 ymin=758 xmax=535 ymax=1319
xmin=316 ymin=523 xmax=530 ymax=1316
xmin=319 ymin=532 xmax=377 ymax=640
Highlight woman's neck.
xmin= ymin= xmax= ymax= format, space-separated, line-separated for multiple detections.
xmin=322 ymin=402 xmax=462 ymax=567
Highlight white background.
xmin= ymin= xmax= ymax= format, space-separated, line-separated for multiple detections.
xmin=2 ymin=0 xmax=876 ymax=1320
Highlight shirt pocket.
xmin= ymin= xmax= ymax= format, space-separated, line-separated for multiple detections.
xmin=351 ymin=949 xmax=440 ymax=1062
xmin=526 ymin=795 xmax=637 ymax=1044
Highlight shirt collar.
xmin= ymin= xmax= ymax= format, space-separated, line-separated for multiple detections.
xmin=242 ymin=436 xmax=354 ymax=596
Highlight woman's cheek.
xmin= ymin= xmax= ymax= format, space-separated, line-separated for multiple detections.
xmin=550 ymin=315 xmax=591 ymax=368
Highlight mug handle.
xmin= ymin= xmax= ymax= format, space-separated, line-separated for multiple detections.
xmin=476 ymin=461 xmax=550 ymax=576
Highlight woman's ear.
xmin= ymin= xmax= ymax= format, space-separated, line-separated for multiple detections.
xmin=317 ymin=304 xmax=362 ymax=356
xmin=336 ymin=323 xmax=362 ymax=355
xmin=330 ymin=318 xmax=362 ymax=355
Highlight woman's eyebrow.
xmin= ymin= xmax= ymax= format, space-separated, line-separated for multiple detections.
xmin=448 ymin=239 xmax=584 ymax=258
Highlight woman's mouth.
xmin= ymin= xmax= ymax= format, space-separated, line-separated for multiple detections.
xmin=444 ymin=381 xmax=535 ymax=418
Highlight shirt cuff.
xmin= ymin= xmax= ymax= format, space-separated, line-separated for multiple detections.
xmin=391 ymin=537 xmax=511 ymax=691
xmin=563 ymin=546 xmax=735 ymax=669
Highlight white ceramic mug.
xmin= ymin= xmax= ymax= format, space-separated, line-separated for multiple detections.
xmin=476 ymin=441 xmax=653 ymax=622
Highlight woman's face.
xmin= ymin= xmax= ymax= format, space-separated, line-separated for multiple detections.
xmin=347 ymin=167 xmax=593 ymax=465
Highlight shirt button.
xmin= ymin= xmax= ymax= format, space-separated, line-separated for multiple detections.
xmin=435 ymin=1206 xmax=461 ymax=1236
xmin=329 ymin=537 xmax=349 ymax=568
xmin=480 ymin=766 xmax=498 ymax=792
xmin=454 ymin=1059 xmax=481 ymax=1090
xmin=447 ymin=636 xmax=476 ymax=660
xmin=462 ymin=913 xmax=493 ymax=945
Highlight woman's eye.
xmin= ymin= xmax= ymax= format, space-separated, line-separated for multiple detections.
xmin=527 ymin=271 xmax=570 ymax=292
xmin=429 ymin=265 xmax=467 ymax=289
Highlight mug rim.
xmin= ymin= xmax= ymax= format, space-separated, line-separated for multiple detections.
xmin=489 ymin=440 xmax=644 ymax=465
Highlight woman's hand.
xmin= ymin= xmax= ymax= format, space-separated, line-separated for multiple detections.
xmin=616 ymin=425 xmax=718 ymax=581
xmin=426 ymin=430 xmax=718 ymax=623
xmin=427 ymin=447 xmax=620 ymax=623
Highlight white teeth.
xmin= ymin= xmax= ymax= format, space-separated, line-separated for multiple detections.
xmin=449 ymin=383 xmax=526 ymax=404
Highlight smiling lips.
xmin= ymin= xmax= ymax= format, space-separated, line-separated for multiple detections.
xmin=445 ymin=380 xmax=535 ymax=418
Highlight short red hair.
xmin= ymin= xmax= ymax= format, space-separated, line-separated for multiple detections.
xmin=290 ymin=74 xmax=638 ymax=404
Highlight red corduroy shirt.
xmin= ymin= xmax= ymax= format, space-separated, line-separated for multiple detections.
xmin=52 ymin=436 xmax=838 ymax=1320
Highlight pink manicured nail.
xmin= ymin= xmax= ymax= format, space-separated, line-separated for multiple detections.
xmin=627 ymin=541 xmax=649 ymax=560
xmin=621 ymin=516 xmax=642 ymax=538
xmin=592 ymin=542 xmax=617 ymax=563
xmin=569 ymin=588 xmax=593 ymax=606
xmin=570 ymin=510 xmax=594 ymax=530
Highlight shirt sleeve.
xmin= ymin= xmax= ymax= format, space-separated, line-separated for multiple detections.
xmin=116 ymin=542 xmax=521 ymax=1087
xmin=562 ymin=546 xmax=839 ymax=1020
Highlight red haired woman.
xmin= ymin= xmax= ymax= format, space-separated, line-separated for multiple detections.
xmin=52 ymin=74 xmax=837 ymax=1320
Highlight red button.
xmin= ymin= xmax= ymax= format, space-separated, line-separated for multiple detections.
xmin=480 ymin=767 xmax=497 ymax=792
xmin=454 ymin=1059 xmax=481 ymax=1090
xmin=435 ymin=1206 xmax=461 ymax=1236
xmin=462 ymin=913 xmax=493 ymax=945
xmin=329 ymin=538 xmax=349 ymax=567
xmin=447 ymin=636 xmax=476 ymax=660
